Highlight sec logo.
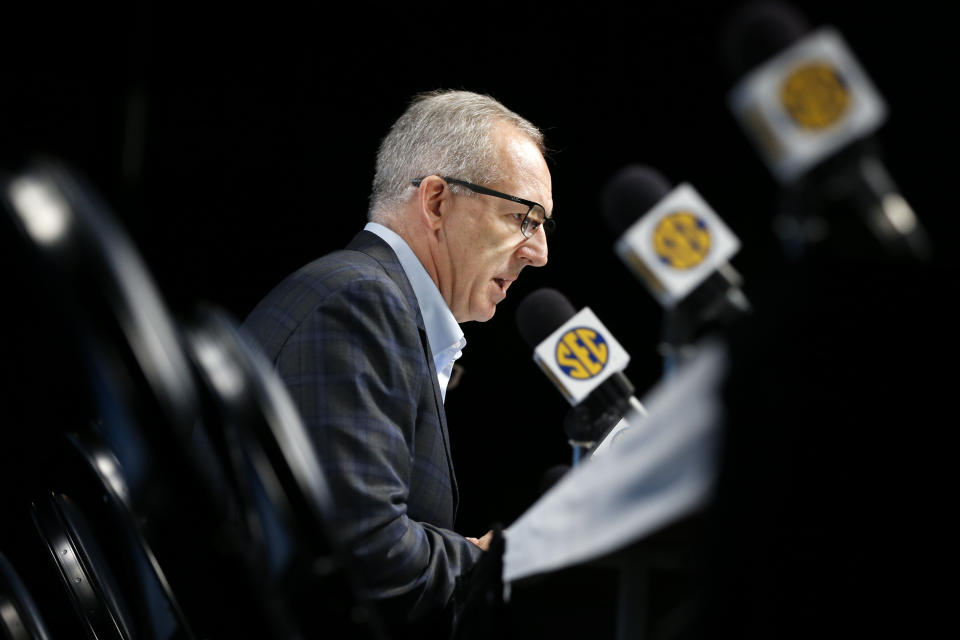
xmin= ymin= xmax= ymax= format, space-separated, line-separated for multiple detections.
xmin=652 ymin=211 xmax=712 ymax=270
xmin=780 ymin=61 xmax=850 ymax=130
xmin=556 ymin=327 xmax=609 ymax=380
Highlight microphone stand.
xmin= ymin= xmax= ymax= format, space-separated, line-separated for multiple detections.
xmin=660 ymin=264 xmax=750 ymax=377
xmin=774 ymin=139 xmax=932 ymax=264
xmin=562 ymin=374 xmax=634 ymax=467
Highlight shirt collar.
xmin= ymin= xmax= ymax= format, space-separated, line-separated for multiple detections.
xmin=364 ymin=222 xmax=466 ymax=359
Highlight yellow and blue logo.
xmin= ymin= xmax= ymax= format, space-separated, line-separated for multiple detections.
xmin=555 ymin=327 xmax=609 ymax=380
xmin=652 ymin=211 xmax=712 ymax=270
xmin=780 ymin=61 xmax=850 ymax=130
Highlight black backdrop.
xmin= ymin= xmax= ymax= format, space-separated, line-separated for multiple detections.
xmin=2 ymin=1 xmax=955 ymax=636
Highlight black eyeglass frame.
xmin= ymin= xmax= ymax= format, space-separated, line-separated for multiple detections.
xmin=411 ymin=176 xmax=554 ymax=238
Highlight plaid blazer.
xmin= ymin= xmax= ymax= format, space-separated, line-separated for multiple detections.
xmin=242 ymin=230 xmax=483 ymax=630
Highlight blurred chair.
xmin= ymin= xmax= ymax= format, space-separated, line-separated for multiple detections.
xmin=29 ymin=492 xmax=136 ymax=640
xmin=1 ymin=159 xmax=383 ymax=638
xmin=0 ymin=551 xmax=53 ymax=640
xmin=54 ymin=429 xmax=194 ymax=639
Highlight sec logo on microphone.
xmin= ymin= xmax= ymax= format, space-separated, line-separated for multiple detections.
xmin=555 ymin=327 xmax=609 ymax=380
xmin=652 ymin=211 xmax=712 ymax=270
xmin=780 ymin=62 xmax=850 ymax=130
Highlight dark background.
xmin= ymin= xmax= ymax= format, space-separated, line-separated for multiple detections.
xmin=2 ymin=1 xmax=955 ymax=637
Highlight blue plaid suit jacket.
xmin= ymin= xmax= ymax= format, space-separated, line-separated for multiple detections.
xmin=242 ymin=230 xmax=483 ymax=630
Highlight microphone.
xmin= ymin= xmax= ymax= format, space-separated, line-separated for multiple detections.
xmin=721 ymin=0 xmax=931 ymax=261
xmin=600 ymin=165 xmax=750 ymax=372
xmin=515 ymin=288 xmax=646 ymax=464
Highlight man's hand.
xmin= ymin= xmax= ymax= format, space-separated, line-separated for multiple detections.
xmin=466 ymin=530 xmax=494 ymax=551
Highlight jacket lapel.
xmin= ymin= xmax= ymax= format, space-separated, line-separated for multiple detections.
xmin=346 ymin=231 xmax=460 ymax=518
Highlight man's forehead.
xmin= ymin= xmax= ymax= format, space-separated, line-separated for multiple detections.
xmin=498 ymin=126 xmax=544 ymax=167
xmin=496 ymin=129 xmax=552 ymax=206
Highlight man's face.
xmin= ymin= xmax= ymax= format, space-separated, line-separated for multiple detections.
xmin=438 ymin=123 xmax=553 ymax=323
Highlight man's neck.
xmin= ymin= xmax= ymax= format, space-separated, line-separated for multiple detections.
xmin=377 ymin=217 xmax=443 ymax=297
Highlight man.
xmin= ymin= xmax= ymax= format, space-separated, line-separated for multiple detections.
xmin=242 ymin=89 xmax=553 ymax=636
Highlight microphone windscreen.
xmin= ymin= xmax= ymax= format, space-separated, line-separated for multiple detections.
xmin=515 ymin=288 xmax=576 ymax=349
xmin=600 ymin=164 xmax=673 ymax=237
xmin=720 ymin=1 xmax=811 ymax=80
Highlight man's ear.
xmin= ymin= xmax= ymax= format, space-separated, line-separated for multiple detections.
xmin=415 ymin=175 xmax=449 ymax=232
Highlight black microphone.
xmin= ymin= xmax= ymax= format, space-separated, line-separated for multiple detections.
xmin=600 ymin=165 xmax=750 ymax=371
xmin=515 ymin=288 xmax=645 ymax=463
xmin=721 ymin=0 xmax=931 ymax=261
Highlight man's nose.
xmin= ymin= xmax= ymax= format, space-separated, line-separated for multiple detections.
xmin=518 ymin=229 xmax=548 ymax=267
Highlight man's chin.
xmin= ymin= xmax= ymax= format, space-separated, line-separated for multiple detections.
xmin=462 ymin=304 xmax=497 ymax=324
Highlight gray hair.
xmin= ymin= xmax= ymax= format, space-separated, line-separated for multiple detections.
xmin=369 ymin=89 xmax=545 ymax=222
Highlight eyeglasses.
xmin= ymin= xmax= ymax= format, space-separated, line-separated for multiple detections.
xmin=411 ymin=176 xmax=555 ymax=238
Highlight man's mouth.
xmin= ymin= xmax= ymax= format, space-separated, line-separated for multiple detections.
xmin=493 ymin=276 xmax=514 ymax=293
